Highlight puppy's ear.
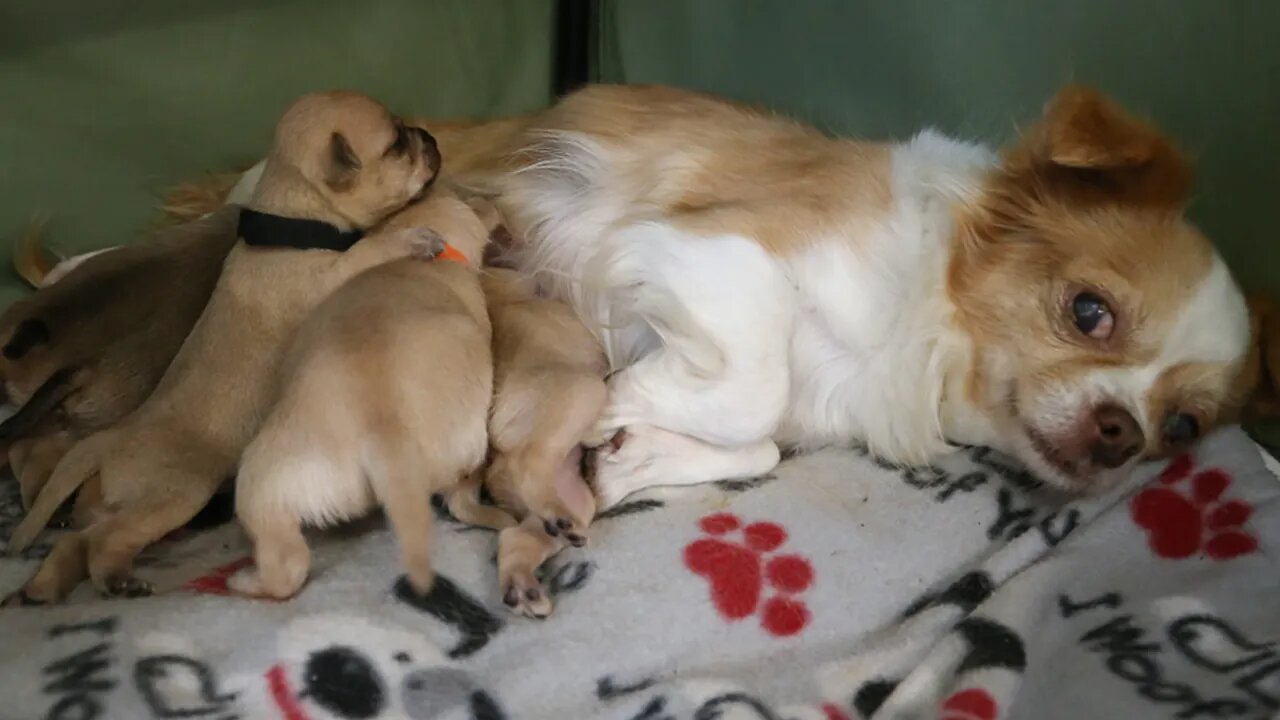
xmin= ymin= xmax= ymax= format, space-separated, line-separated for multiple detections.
xmin=1238 ymin=293 xmax=1280 ymax=422
xmin=325 ymin=132 xmax=361 ymax=191
xmin=3 ymin=319 xmax=50 ymax=360
xmin=1020 ymin=85 xmax=1192 ymax=207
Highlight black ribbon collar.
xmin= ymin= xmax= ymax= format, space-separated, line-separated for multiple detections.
xmin=237 ymin=208 xmax=364 ymax=251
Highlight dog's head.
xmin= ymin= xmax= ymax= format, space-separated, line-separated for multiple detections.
xmin=950 ymin=85 xmax=1250 ymax=491
xmin=263 ymin=91 xmax=441 ymax=229
xmin=0 ymin=303 xmax=74 ymax=443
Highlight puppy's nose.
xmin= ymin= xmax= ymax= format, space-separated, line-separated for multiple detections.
xmin=1090 ymin=404 xmax=1144 ymax=469
xmin=413 ymin=127 xmax=441 ymax=172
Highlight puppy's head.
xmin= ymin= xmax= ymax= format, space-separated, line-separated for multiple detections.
xmin=264 ymin=91 xmax=441 ymax=229
xmin=0 ymin=304 xmax=76 ymax=442
xmin=951 ymin=85 xmax=1250 ymax=491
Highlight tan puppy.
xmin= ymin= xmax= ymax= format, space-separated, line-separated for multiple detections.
xmin=5 ymin=90 xmax=440 ymax=603
xmin=464 ymin=267 xmax=606 ymax=618
xmin=0 ymin=209 xmax=239 ymax=508
xmin=229 ymin=188 xmax=493 ymax=600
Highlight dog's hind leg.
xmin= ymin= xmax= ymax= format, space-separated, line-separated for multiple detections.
xmin=13 ymin=430 xmax=74 ymax=510
xmin=84 ymin=473 xmax=224 ymax=598
xmin=590 ymin=424 xmax=780 ymax=509
xmin=227 ymin=509 xmax=310 ymax=601
xmin=442 ymin=469 xmax=517 ymax=531
xmin=376 ymin=458 xmax=439 ymax=598
xmin=497 ymin=517 xmax=564 ymax=619
xmin=2 ymin=531 xmax=88 ymax=606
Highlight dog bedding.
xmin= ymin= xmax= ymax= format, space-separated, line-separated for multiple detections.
xmin=0 ymin=427 xmax=1277 ymax=720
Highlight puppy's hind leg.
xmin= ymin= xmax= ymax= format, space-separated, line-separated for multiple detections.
xmin=505 ymin=376 xmax=605 ymax=544
xmin=13 ymin=430 xmax=74 ymax=511
xmin=2 ymin=531 xmax=87 ymax=606
xmin=85 ymin=466 xmax=226 ymax=597
xmin=374 ymin=456 xmax=439 ymax=598
xmin=229 ymin=437 xmax=318 ymax=601
xmin=498 ymin=517 xmax=564 ymax=619
xmin=442 ymin=468 xmax=517 ymax=531
xmin=7 ymin=429 xmax=114 ymax=555
xmin=227 ymin=508 xmax=310 ymax=601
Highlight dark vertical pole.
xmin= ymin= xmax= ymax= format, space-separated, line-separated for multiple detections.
xmin=553 ymin=0 xmax=597 ymax=97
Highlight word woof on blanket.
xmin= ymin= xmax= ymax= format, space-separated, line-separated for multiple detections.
xmin=0 ymin=426 xmax=1276 ymax=720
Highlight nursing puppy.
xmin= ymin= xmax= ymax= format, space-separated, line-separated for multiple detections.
xmin=469 ymin=267 xmax=606 ymax=618
xmin=0 ymin=209 xmax=239 ymax=508
xmin=5 ymin=91 xmax=440 ymax=602
xmin=229 ymin=188 xmax=492 ymax=601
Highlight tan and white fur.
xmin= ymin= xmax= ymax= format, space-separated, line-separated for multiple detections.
xmin=466 ymin=266 xmax=606 ymax=618
xmin=5 ymin=91 xmax=440 ymax=603
xmin=199 ymin=84 xmax=1256 ymax=508
xmin=229 ymin=188 xmax=493 ymax=601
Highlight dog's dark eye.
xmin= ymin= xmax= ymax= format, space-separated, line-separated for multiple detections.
xmin=384 ymin=124 xmax=408 ymax=157
xmin=1163 ymin=413 xmax=1200 ymax=446
xmin=1071 ymin=291 xmax=1114 ymax=340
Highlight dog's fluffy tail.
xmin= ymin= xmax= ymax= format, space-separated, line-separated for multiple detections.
xmin=155 ymin=170 xmax=250 ymax=227
xmin=6 ymin=430 xmax=111 ymax=555
xmin=12 ymin=214 xmax=59 ymax=289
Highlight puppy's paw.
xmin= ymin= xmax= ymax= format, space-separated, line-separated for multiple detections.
xmin=540 ymin=516 xmax=587 ymax=548
xmin=399 ymin=228 xmax=446 ymax=260
xmin=100 ymin=575 xmax=153 ymax=599
xmin=227 ymin=566 xmax=298 ymax=601
xmin=500 ymin=570 xmax=553 ymax=619
xmin=1 ymin=589 xmax=48 ymax=608
xmin=225 ymin=567 xmax=278 ymax=599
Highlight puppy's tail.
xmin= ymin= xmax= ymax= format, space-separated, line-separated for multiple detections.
xmin=12 ymin=214 xmax=59 ymax=289
xmin=6 ymin=430 xmax=111 ymax=555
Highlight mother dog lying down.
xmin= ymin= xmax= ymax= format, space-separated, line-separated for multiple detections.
xmin=217 ymin=84 xmax=1255 ymax=507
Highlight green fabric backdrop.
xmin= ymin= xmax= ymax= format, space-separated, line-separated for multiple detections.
xmin=0 ymin=0 xmax=555 ymax=307
xmin=597 ymin=0 xmax=1280 ymax=297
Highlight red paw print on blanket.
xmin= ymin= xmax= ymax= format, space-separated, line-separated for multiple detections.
xmin=683 ymin=513 xmax=814 ymax=637
xmin=940 ymin=688 xmax=998 ymax=720
xmin=1130 ymin=453 xmax=1257 ymax=560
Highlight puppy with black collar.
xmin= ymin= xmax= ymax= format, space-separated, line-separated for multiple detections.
xmin=229 ymin=187 xmax=494 ymax=600
xmin=6 ymin=90 xmax=441 ymax=604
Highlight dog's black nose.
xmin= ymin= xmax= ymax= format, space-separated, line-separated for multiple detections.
xmin=1090 ymin=404 xmax=1144 ymax=468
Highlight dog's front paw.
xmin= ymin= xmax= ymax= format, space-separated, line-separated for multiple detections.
xmin=588 ymin=428 xmax=662 ymax=509
xmin=397 ymin=228 xmax=446 ymax=260
xmin=500 ymin=570 xmax=552 ymax=619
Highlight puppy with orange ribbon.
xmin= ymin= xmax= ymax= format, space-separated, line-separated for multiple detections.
xmin=229 ymin=187 xmax=497 ymax=601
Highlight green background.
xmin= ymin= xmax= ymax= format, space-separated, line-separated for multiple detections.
xmin=597 ymin=0 xmax=1279 ymax=299
xmin=0 ymin=0 xmax=554 ymax=307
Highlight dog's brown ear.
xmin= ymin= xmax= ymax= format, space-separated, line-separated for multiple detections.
xmin=1237 ymin=293 xmax=1280 ymax=422
xmin=3 ymin=319 xmax=50 ymax=361
xmin=325 ymin=132 xmax=361 ymax=191
xmin=1023 ymin=85 xmax=1192 ymax=207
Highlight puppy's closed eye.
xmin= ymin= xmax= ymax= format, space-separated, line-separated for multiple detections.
xmin=383 ymin=123 xmax=409 ymax=158
xmin=325 ymin=132 xmax=362 ymax=191
xmin=3 ymin=318 xmax=50 ymax=360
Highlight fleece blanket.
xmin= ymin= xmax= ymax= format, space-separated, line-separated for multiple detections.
xmin=0 ymin=427 xmax=1277 ymax=720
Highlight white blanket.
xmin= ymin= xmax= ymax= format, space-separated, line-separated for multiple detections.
xmin=1 ymin=427 xmax=1277 ymax=720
